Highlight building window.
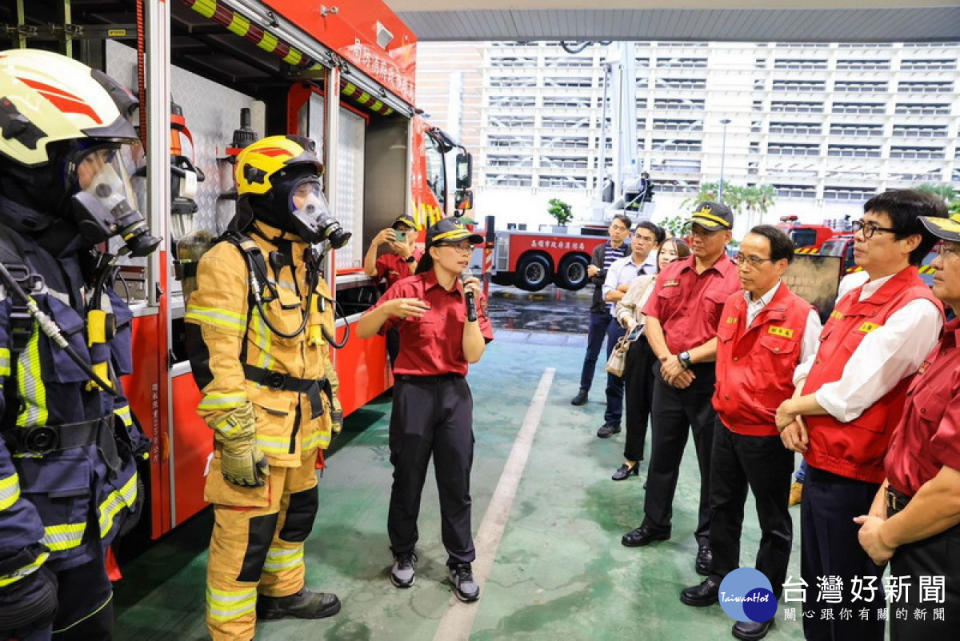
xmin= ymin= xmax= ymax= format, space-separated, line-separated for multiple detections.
xmin=651 ymin=139 xmax=702 ymax=153
xmin=654 ymin=98 xmax=705 ymax=110
xmin=538 ymin=175 xmax=587 ymax=189
xmin=768 ymin=143 xmax=821 ymax=156
xmin=487 ymin=135 xmax=534 ymax=148
xmin=897 ymin=81 xmax=954 ymax=93
xmin=894 ymin=103 xmax=951 ymax=115
xmin=540 ymin=156 xmax=589 ymax=169
xmin=769 ymin=122 xmax=823 ymax=135
xmin=544 ymin=76 xmax=593 ymax=88
xmin=900 ymin=58 xmax=957 ymax=71
xmin=540 ymin=136 xmax=589 ymax=149
xmin=889 ymin=146 xmax=945 ymax=159
xmin=541 ymin=115 xmax=591 ymax=129
xmin=490 ymin=56 xmax=538 ymax=67
xmin=772 ymin=80 xmax=826 ymax=92
xmin=489 ymin=96 xmax=536 ymax=108
xmin=774 ymin=58 xmax=828 ymax=70
xmin=657 ymin=57 xmax=708 ymax=68
xmin=487 ymin=155 xmax=532 ymax=168
xmin=827 ymin=145 xmax=882 ymax=158
xmin=657 ymin=78 xmax=707 ymax=90
xmin=831 ymin=102 xmax=885 ymax=114
xmin=823 ymin=186 xmax=876 ymax=201
xmin=488 ymin=75 xmax=536 ymax=88
xmin=485 ymin=173 xmax=532 ymax=187
xmin=770 ymin=101 xmax=822 ymax=113
xmin=836 ymin=59 xmax=891 ymax=70
xmin=489 ymin=115 xmax=535 ymax=128
xmin=892 ymin=124 xmax=948 ymax=138
xmin=774 ymin=184 xmax=817 ymax=199
xmin=542 ymin=96 xmax=592 ymax=109
xmin=652 ymin=119 xmax=702 ymax=132
xmin=829 ymin=124 xmax=883 ymax=137
xmin=834 ymin=81 xmax=888 ymax=92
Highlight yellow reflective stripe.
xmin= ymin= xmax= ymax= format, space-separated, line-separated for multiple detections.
xmin=282 ymin=48 xmax=303 ymax=65
xmin=98 ymin=473 xmax=138 ymax=538
xmin=185 ymin=306 xmax=246 ymax=332
xmin=251 ymin=311 xmax=273 ymax=369
xmin=256 ymin=434 xmax=291 ymax=455
xmin=206 ymin=586 xmax=257 ymax=621
xmin=370 ymin=100 xmax=383 ymax=112
xmin=342 ymin=83 xmax=357 ymax=96
xmin=432 ymin=229 xmax=471 ymax=243
xmin=258 ymin=31 xmax=278 ymax=53
xmin=0 ymin=473 xmax=20 ymax=511
xmin=16 ymin=326 xmax=47 ymax=427
xmin=41 ymin=522 xmax=86 ymax=551
xmin=113 ymin=404 xmax=133 ymax=428
xmin=226 ymin=11 xmax=249 ymax=36
xmin=302 ymin=430 xmax=329 ymax=452
xmin=383 ymin=107 xmax=394 ymax=116
xmin=0 ymin=550 xmax=48 ymax=588
xmin=262 ymin=546 xmax=304 ymax=572
xmin=197 ymin=393 xmax=247 ymax=411
xmin=192 ymin=0 xmax=216 ymax=19
xmin=356 ymin=93 xmax=371 ymax=104
xmin=0 ymin=347 xmax=9 ymax=376
xmin=212 ymin=413 xmax=246 ymax=438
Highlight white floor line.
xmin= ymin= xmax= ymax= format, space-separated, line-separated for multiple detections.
xmin=432 ymin=367 xmax=555 ymax=641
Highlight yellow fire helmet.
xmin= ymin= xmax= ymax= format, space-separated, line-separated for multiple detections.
xmin=0 ymin=48 xmax=138 ymax=166
xmin=234 ymin=135 xmax=323 ymax=197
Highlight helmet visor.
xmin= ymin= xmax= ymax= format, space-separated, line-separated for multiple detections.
xmin=76 ymin=145 xmax=140 ymax=216
xmin=289 ymin=178 xmax=331 ymax=224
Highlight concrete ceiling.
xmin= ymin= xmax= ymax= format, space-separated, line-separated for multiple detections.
xmin=386 ymin=1 xmax=960 ymax=42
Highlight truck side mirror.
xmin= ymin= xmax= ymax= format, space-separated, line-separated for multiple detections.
xmin=456 ymin=152 xmax=472 ymax=189
xmin=455 ymin=189 xmax=473 ymax=211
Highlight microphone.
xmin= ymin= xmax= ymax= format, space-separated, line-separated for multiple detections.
xmin=460 ymin=268 xmax=478 ymax=322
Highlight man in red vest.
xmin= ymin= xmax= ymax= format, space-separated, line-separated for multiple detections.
xmin=775 ymin=190 xmax=946 ymax=641
xmin=680 ymin=226 xmax=821 ymax=641
xmin=854 ymin=212 xmax=960 ymax=640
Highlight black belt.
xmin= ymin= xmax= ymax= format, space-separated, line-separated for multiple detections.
xmin=886 ymin=487 xmax=912 ymax=513
xmin=243 ymin=364 xmax=328 ymax=420
xmin=395 ymin=373 xmax=464 ymax=384
xmin=1 ymin=415 xmax=120 ymax=472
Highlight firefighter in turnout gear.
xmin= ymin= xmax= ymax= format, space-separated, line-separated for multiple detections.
xmin=0 ymin=49 xmax=153 ymax=640
xmin=186 ymin=135 xmax=345 ymax=640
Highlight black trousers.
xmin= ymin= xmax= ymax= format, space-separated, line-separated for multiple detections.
xmin=622 ymin=337 xmax=655 ymax=462
xmin=641 ymin=362 xmax=717 ymax=545
xmin=801 ymin=465 xmax=884 ymax=641
xmin=387 ymin=375 xmax=475 ymax=566
xmin=889 ymin=504 xmax=960 ymax=641
xmin=708 ymin=420 xmax=794 ymax=597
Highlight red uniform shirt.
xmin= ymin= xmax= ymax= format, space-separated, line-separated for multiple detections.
xmin=375 ymin=252 xmax=420 ymax=287
xmin=376 ymin=270 xmax=494 ymax=377
xmin=713 ymin=284 xmax=813 ymax=437
xmin=885 ymin=319 xmax=960 ymax=496
xmin=802 ymin=266 xmax=942 ymax=483
xmin=641 ymin=254 xmax=740 ymax=354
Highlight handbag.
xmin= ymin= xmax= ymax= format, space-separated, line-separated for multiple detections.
xmin=605 ymin=336 xmax=631 ymax=377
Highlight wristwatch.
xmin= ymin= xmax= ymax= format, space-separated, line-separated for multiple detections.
xmin=678 ymin=351 xmax=692 ymax=369
xmin=404 ymin=255 xmax=415 ymax=263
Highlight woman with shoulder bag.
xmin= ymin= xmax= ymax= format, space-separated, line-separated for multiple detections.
xmin=610 ymin=237 xmax=690 ymax=480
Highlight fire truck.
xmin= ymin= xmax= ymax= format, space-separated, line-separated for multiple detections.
xmin=776 ymin=216 xmax=842 ymax=253
xmin=6 ymin=0 xmax=471 ymax=540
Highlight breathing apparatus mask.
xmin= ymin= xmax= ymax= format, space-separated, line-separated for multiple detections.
xmin=285 ymin=176 xmax=351 ymax=249
xmin=69 ymin=144 xmax=161 ymax=257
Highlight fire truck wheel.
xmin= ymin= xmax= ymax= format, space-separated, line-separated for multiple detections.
xmin=514 ymin=254 xmax=552 ymax=291
xmin=555 ymin=254 xmax=589 ymax=290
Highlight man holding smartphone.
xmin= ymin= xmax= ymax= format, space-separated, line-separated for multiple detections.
xmin=364 ymin=214 xmax=420 ymax=287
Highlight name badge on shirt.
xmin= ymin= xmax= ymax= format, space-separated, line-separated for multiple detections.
xmin=725 ymin=316 xmax=738 ymax=324
xmin=768 ymin=325 xmax=794 ymax=338
xmin=917 ymin=360 xmax=931 ymax=375
xmin=662 ymin=280 xmax=680 ymax=288
xmin=857 ymin=321 xmax=881 ymax=334
xmin=830 ymin=310 xmax=844 ymax=321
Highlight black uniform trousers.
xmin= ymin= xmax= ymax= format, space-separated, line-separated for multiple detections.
xmin=641 ymin=362 xmax=717 ymax=545
xmin=387 ymin=374 xmax=475 ymax=566
xmin=801 ymin=465 xmax=884 ymax=641
xmin=888 ymin=498 xmax=960 ymax=641
xmin=708 ymin=419 xmax=794 ymax=598
xmin=622 ymin=337 xmax=656 ymax=462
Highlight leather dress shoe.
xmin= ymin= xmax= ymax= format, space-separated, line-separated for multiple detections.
xmin=679 ymin=577 xmax=720 ymax=607
xmin=733 ymin=619 xmax=774 ymax=640
xmin=257 ymin=589 xmax=341 ymax=620
xmin=597 ymin=424 xmax=621 ymax=438
xmin=695 ymin=544 xmax=713 ymax=576
xmin=611 ymin=462 xmax=639 ymax=481
xmin=621 ymin=524 xmax=670 ymax=547
xmin=570 ymin=390 xmax=588 ymax=406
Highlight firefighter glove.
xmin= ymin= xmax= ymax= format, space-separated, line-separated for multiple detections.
xmin=212 ymin=403 xmax=268 ymax=487
xmin=0 ymin=563 xmax=58 ymax=635
xmin=331 ymin=397 xmax=343 ymax=437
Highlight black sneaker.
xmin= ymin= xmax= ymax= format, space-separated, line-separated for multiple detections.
xmin=570 ymin=390 xmax=588 ymax=406
xmin=448 ymin=563 xmax=480 ymax=602
xmin=597 ymin=424 xmax=621 ymax=438
xmin=390 ymin=553 xmax=417 ymax=588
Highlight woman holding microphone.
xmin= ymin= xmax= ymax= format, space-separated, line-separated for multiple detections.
xmin=357 ymin=217 xmax=493 ymax=602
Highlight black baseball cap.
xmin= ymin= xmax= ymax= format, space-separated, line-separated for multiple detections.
xmin=690 ymin=201 xmax=734 ymax=232
xmin=919 ymin=213 xmax=960 ymax=243
xmin=391 ymin=214 xmax=416 ymax=230
xmin=415 ymin=217 xmax=483 ymax=274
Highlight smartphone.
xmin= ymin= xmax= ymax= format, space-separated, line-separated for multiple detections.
xmin=626 ymin=324 xmax=644 ymax=342
xmin=394 ymin=230 xmax=407 ymax=244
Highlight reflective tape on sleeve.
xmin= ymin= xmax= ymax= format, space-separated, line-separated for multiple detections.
xmin=41 ymin=522 xmax=86 ymax=551
xmin=0 ymin=550 xmax=48 ymax=588
xmin=185 ymin=306 xmax=247 ymax=332
xmin=0 ymin=473 xmax=20 ymax=511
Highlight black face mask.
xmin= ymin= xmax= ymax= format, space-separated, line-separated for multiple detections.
xmin=248 ymin=169 xmax=350 ymax=248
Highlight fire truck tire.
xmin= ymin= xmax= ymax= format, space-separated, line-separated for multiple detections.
xmin=555 ymin=254 xmax=590 ymax=290
xmin=514 ymin=254 xmax=552 ymax=291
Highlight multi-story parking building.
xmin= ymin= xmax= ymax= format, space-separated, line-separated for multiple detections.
xmin=416 ymin=40 xmax=959 ymax=229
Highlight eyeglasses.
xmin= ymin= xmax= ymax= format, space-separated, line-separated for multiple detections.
xmin=937 ymin=243 xmax=960 ymax=259
xmin=437 ymin=242 xmax=472 ymax=253
xmin=852 ymin=219 xmax=898 ymax=239
xmin=735 ymin=253 xmax=775 ymax=267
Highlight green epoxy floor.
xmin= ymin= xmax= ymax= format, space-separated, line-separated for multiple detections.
xmin=114 ymin=333 xmax=805 ymax=640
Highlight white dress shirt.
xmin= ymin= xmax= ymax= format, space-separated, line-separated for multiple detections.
xmin=794 ymin=271 xmax=942 ymax=422
xmin=603 ymin=253 xmax=656 ymax=316
xmin=745 ymin=281 xmax=822 ymax=382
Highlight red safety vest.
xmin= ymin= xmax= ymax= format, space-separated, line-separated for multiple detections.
xmin=802 ymin=266 xmax=942 ymax=483
xmin=713 ymin=284 xmax=813 ymax=436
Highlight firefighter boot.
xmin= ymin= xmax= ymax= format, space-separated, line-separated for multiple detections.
xmin=256 ymin=589 xmax=341 ymax=620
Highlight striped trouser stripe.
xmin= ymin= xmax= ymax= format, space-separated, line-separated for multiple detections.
xmin=41 ymin=522 xmax=86 ymax=551
xmin=262 ymin=545 xmax=304 ymax=573
xmin=206 ymin=586 xmax=257 ymax=621
xmin=256 ymin=434 xmax=291 ymax=457
xmin=98 ymin=473 xmax=138 ymax=538
xmin=0 ymin=473 xmax=20 ymax=511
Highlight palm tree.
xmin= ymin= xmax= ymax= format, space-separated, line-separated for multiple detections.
xmin=680 ymin=182 xmax=720 ymax=209
xmin=915 ymin=183 xmax=957 ymax=203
